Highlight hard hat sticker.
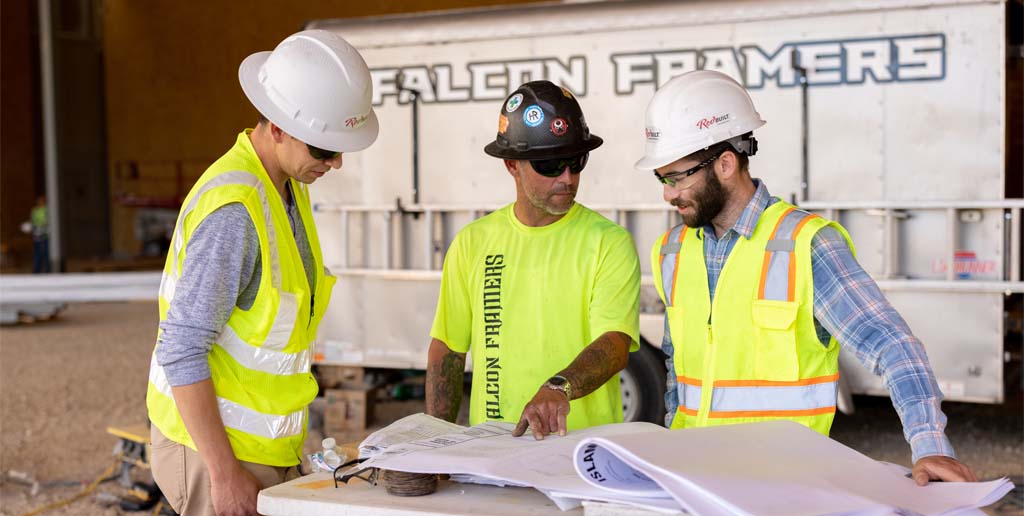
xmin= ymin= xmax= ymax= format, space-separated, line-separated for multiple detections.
xmin=696 ymin=114 xmax=731 ymax=130
xmin=550 ymin=118 xmax=568 ymax=136
xmin=645 ymin=127 xmax=661 ymax=140
xmin=523 ymin=105 xmax=544 ymax=127
xmin=345 ymin=114 xmax=369 ymax=129
xmin=498 ymin=114 xmax=509 ymax=134
xmin=505 ymin=94 xmax=524 ymax=113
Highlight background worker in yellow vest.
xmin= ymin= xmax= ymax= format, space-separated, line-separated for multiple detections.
xmin=426 ymin=81 xmax=641 ymax=440
xmin=27 ymin=195 xmax=50 ymax=273
xmin=145 ymin=30 xmax=378 ymax=516
xmin=636 ymin=70 xmax=977 ymax=485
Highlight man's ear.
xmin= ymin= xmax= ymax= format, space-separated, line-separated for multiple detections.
xmin=717 ymin=149 xmax=739 ymax=181
xmin=268 ymin=122 xmax=286 ymax=144
xmin=504 ymin=159 xmax=520 ymax=178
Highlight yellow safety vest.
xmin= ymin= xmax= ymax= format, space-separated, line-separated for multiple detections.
xmin=651 ymin=201 xmax=854 ymax=435
xmin=146 ymin=131 xmax=336 ymax=467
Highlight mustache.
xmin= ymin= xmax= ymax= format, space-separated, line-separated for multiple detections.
xmin=552 ymin=186 xmax=577 ymax=195
xmin=670 ymin=198 xmax=689 ymax=208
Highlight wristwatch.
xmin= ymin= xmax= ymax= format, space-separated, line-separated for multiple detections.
xmin=545 ymin=375 xmax=572 ymax=401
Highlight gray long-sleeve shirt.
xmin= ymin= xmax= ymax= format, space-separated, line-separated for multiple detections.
xmin=156 ymin=182 xmax=315 ymax=386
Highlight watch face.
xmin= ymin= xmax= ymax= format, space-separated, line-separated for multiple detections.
xmin=548 ymin=376 xmax=567 ymax=387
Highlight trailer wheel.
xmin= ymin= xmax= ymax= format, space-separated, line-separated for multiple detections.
xmin=620 ymin=341 xmax=667 ymax=424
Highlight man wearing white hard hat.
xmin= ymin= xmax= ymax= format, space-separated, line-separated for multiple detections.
xmin=639 ymin=70 xmax=976 ymax=485
xmin=145 ymin=30 xmax=377 ymax=516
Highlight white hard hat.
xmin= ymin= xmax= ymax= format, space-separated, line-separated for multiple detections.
xmin=239 ymin=30 xmax=378 ymax=153
xmin=634 ymin=70 xmax=765 ymax=171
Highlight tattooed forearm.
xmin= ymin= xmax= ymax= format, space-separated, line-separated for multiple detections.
xmin=559 ymin=332 xmax=631 ymax=400
xmin=426 ymin=338 xmax=466 ymax=422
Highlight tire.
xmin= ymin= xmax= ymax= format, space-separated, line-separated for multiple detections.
xmin=620 ymin=341 xmax=667 ymax=424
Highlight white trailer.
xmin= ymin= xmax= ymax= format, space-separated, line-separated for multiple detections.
xmin=306 ymin=0 xmax=1022 ymax=422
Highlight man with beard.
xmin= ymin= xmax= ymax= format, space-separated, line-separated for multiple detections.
xmin=426 ymin=80 xmax=641 ymax=440
xmin=637 ymin=70 xmax=976 ymax=485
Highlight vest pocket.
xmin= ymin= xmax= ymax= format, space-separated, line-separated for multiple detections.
xmin=751 ymin=299 xmax=800 ymax=381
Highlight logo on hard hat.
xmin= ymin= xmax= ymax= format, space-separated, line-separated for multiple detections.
xmin=523 ymin=105 xmax=544 ymax=127
xmin=550 ymin=118 xmax=568 ymax=136
xmin=696 ymin=114 xmax=730 ymax=130
xmin=505 ymin=94 xmax=524 ymax=113
xmin=645 ymin=127 xmax=661 ymax=140
xmin=498 ymin=114 xmax=509 ymax=134
xmin=345 ymin=113 xmax=369 ymax=129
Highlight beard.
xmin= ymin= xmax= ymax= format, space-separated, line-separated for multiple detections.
xmin=672 ymin=170 xmax=727 ymax=228
xmin=527 ymin=186 xmax=576 ymax=216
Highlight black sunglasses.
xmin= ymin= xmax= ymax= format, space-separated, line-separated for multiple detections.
xmin=529 ymin=153 xmax=589 ymax=177
xmin=307 ymin=143 xmax=341 ymax=162
xmin=654 ymin=148 xmax=726 ymax=187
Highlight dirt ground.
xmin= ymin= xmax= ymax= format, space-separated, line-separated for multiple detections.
xmin=1 ymin=301 xmax=1021 ymax=515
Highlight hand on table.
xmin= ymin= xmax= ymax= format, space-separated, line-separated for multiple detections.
xmin=512 ymin=386 xmax=570 ymax=440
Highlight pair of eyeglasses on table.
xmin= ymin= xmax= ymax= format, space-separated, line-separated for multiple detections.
xmin=333 ymin=457 xmax=376 ymax=487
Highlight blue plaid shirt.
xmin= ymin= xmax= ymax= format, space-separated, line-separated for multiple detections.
xmin=661 ymin=180 xmax=955 ymax=463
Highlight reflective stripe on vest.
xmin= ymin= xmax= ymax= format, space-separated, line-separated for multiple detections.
xmin=196 ymin=322 xmax=312 ymax=377
xmin=676 ymin=374 xmax=837 ymax=418
xmin=658 ymin=225 xmax=687 ymax=308
xmin=758 ymin=207 xmax=820 ymax=302
xmin=147 ymin=354 xmax=305 ymax=439
xmin=675 ymin=378 xmax=701 ymax=414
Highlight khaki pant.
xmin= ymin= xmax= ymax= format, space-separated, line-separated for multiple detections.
xmin=150 ymin=426 xmax=300 ymax=516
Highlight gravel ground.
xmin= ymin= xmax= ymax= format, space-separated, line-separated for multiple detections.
xmin=1 ymin=301 xmax=1020 ymax=515
xmin=1 ymin=302 xmax=153 ymax=516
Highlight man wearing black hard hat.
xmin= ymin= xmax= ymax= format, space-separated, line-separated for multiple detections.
xmin=425 ymin=81 xmax=641 ymax=439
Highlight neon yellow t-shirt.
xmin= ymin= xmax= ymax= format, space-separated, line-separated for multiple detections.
xmin=430 ymin=202 xmax=641 ymax=429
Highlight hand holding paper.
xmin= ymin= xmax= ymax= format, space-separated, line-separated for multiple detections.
xmin=912 ymin=455 xmax=979 ymax=485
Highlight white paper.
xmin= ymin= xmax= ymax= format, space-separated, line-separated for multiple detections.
xmin=357 ymin=414 xmax=666 ymax=505
xmin=354 ymin=415 xmax=1013 ymax=515
xmin=448 ymin=473 xmax=529 ymax=488
xmin=357 ymin=412 xmax=466 ymax=459
xmin=572 ymin=421 xmax=1014 ymax=516
xmin=575 ymin=439 xmax=673 ymax=498
xmin=547 ymin=489 xmax=687 ymax=514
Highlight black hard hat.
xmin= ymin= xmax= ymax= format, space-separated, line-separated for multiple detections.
xmin=484 ymin=80 xmax=603 ymax=160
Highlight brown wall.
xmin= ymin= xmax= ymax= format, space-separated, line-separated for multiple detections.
xmin=1 ymin=0 xmax=42 ymax=271
xmin=103 ymin=0 xmax=546 ymax=257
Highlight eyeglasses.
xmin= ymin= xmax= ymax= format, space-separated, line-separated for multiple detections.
xmin=333 ymin=457 xmax=374 ymax=488
xmin=529 ymin=153 xmax=589 ymax=177
xmin=307 ymin=143 xmax=341 ymax=162
xmin=654 ymin=149 xmax=725 ymax=187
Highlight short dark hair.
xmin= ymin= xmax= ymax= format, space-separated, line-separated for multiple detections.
xmin=691 ymin=139 xmax=750 ymax=173
xmin=256 ymin=113 xmax=269 ymax=126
